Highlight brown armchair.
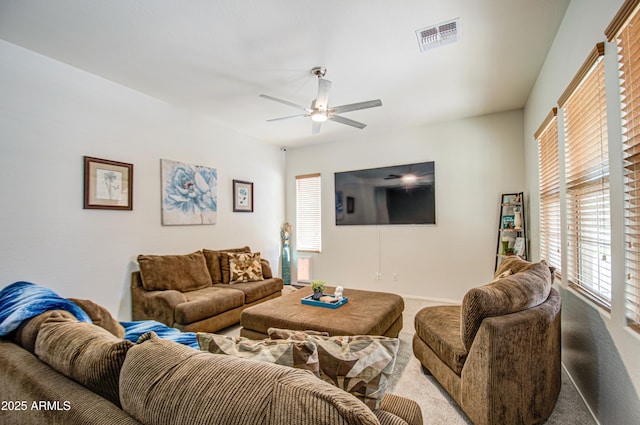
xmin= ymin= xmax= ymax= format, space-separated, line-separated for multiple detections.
xmin=412 ymin=257 xmax=561 ymax=425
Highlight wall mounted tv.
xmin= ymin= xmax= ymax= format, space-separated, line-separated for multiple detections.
xmin=335 ymin=161 xmax=435 ymax=225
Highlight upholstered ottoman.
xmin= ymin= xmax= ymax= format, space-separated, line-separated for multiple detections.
xmin=240 ymin=286 xmax=404 ymax=339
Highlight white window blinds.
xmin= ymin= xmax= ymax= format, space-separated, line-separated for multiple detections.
xmin=607 ymin=0 xmax=640 ymax=331
xmin=296 ymin=173 xmax=321 ymax=252
xmin=558 ymin=43 xmax=612 ymax=308
xmin=536 ymin=108 xmax=562 ymax=275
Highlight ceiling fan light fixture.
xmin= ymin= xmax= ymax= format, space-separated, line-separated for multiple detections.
xmin=311 ymin=110 xmax=328 ymax=122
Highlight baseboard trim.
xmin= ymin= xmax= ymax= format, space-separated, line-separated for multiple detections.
xmin=400 ymin=294 xmax=460 ymax=305
xmin=561 ymin=362 xmax=600 ymax=425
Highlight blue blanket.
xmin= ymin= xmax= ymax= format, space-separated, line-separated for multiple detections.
xmin=0 ymin=281 xmax=91 ymax=336
xmin=0 ymin=281 xmax=198 ymax=349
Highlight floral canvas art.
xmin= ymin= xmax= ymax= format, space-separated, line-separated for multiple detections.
xmin=161 ymin=159 xmax=217 ymax=225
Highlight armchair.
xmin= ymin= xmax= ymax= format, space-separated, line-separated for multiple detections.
xmin=412 ymin=257 xmax=561 ymax=425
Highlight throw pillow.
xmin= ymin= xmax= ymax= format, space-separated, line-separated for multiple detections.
xmin=203 ymin=246 xmax=251 ymax=283
xmin=69 ymin=298 xmax=125 ymax=338
xmin=226 ymin=252 xmax=264 ymax=283
xmin=268 ymin=328 xmax=330 ymax=340
xmin=267 ymin=328 xmax=399 ymax=410
xmin=137 ymin=251 xmax=212 ymax=292
xmin=196 ymin=332 xmax=319 ymax=376
xmin=491 ymin=269 xmax=512 ymax=282
xmin=35 ymin=314 xmax=133 ymax=407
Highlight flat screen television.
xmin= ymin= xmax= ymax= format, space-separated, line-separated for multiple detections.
xmin=335 ymin=161 xmax=435 ymax=225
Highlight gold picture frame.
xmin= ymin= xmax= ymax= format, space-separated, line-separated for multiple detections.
xmin=84 ymin=156 xmax=133 ymax=210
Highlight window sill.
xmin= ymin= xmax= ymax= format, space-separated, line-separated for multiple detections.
xmin=567 ymin=283 xmax=612 ymax=316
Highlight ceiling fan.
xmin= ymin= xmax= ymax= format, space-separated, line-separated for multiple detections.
xmin=260 ymin=67 xmax=382 ymax=134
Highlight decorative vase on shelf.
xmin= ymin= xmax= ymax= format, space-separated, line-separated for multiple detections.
xmin=513 ymin=207 xmax=523 ymax=230
xmin=502 ymin=237 xmax=510 ymax=255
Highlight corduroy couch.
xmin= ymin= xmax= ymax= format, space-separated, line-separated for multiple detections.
xmin=1 ymin=309 xmax=423 ymax=425
xmin=132 ymin=247 xmax=283 ymax=333
xmin=412 ymin=256 xmax=561 ymax=425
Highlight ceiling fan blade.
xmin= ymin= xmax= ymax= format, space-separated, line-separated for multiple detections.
xmin=315 ymin=79 xmax=332 ymax=110
xmin=328 ymin=114 xmax=367 ymax=129
xmin=259 ymin=94 xmax=310 ymax=112
xmin=311 ymin=121 xmax=322 ymax=134
xmin=331 ymin=99 xmax=382 ymax=114
xmin=266 ymin=113 xmax=307 ymax=122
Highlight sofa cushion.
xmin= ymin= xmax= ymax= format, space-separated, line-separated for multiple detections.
xmin=461 ymin=260 xmax=552 ymax=350
xmin=12 ymin=310 xmax=77 ymax=353
xmin=414 ymin=305 xmax=467 ymax=374
xmin=121 ymin=332 xmax=357 ymax=425
xmin=137 ymin=251 xmax=212 ymax=292
xmin=494 ymin=255 xmax=546 ymax=279
xmin=214 ymin=277 xmax=283 ymax=304
xmin=227 ymin=252 xmax=264 ymax=283
xmin=197 ymin=333 xmax=320 ymax=376
xmin=260 ymin=258 xmax=273 ymax=279
xmin=202 ymin=246 xmax=251 ymax=283
xmin=34 ymin=313 xmax=133 ymax=407
xmin=268 ymin=328 xmax=399 ymax=410
xmin=69 ymin=298 xmax=125 ymax=338
xmin=174 ymin=286 xmax=245 ymax=325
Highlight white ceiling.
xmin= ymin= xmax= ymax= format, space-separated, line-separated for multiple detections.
xmin=0 ymin=0 xmax=570 ymax=147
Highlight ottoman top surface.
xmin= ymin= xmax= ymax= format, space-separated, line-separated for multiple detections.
xmin=241 ymin=286 xmax=404 ymax=336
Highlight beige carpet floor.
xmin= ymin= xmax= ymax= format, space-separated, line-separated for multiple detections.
xmin=222 ymin=289 xmax=595 ymax=424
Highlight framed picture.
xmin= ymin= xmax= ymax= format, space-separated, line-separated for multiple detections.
xmin=161 ymin=159 xmax=217 ymax=225
xmin=233 ymin=180 xmax=253 ymax=212
xmin=84 ymin=156 xmax=133 ymax=210
xmin=502 ymin=215 xmax=515 ymax=229
xmin=514 ymin=237 xmax=526 ymax=256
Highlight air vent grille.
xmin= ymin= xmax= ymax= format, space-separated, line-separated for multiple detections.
xmin=416 ymin=18 xmax=460 ymax=52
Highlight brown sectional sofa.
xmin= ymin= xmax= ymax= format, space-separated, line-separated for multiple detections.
xmin=0 ymin=309 xmax=423 ymax=425
xmin=412 ymin=256 xmax=561 ymax=425
xmin=131 ymin=247 xmax=283 ymax=332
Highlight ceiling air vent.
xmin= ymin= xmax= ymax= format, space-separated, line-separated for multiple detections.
xmin=415 ymin=18 xmax=460 ymax=52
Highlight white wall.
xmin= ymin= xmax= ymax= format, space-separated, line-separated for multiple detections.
xmin=524 ymin=0 xmax=640 ymax=422
xmin=0 ymin=40 xmax=285 ymax=320
xmin=286 ymin=110 xmax=524 ymax=302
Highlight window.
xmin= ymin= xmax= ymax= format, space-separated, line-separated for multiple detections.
xmin=607 ymin=0 xmax=640 ymax=330
xmin=536 ymin=108 xmax=562 ymax=275
xmin=296 ymin=173 xmax=321 ymax=252
xmin=558 ymin=43 xmax=612 ymax=308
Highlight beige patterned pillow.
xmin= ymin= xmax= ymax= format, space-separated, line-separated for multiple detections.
xmin=268 ymin=328 xmax=399 ymax=410
xmin=196 ymin=333 xmax=319 ymax=376
xmin=226 ymin=252 xmax=264 ymax=283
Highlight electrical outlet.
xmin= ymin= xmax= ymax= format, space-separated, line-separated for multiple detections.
xmin=375 ymin=272 xmax=382 ymax=280
xmin=392 ymin=273 xmax=399 ymax=281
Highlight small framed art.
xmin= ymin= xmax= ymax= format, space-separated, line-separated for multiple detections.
xmin=84 ymin=156 xmax=133 ymax=210
xmin=233 ymin=180 xmax=253 ymax=212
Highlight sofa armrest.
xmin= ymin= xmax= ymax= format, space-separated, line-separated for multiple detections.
xmin=260 ymin=258 xmax=273 ymax=279
xmin=131 ymin=272 xmax=186 ymax=326
xmin=460 ymin=289 xmax=561 ymax=425
xmin=375 ymin=393 xmax=423 ymax=425
xmin=0 ymin=340 xmax=142 ymax=424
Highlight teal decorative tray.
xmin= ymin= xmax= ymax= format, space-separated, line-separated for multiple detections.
xmin=301 ymin=294 xmax=348 ymax=309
